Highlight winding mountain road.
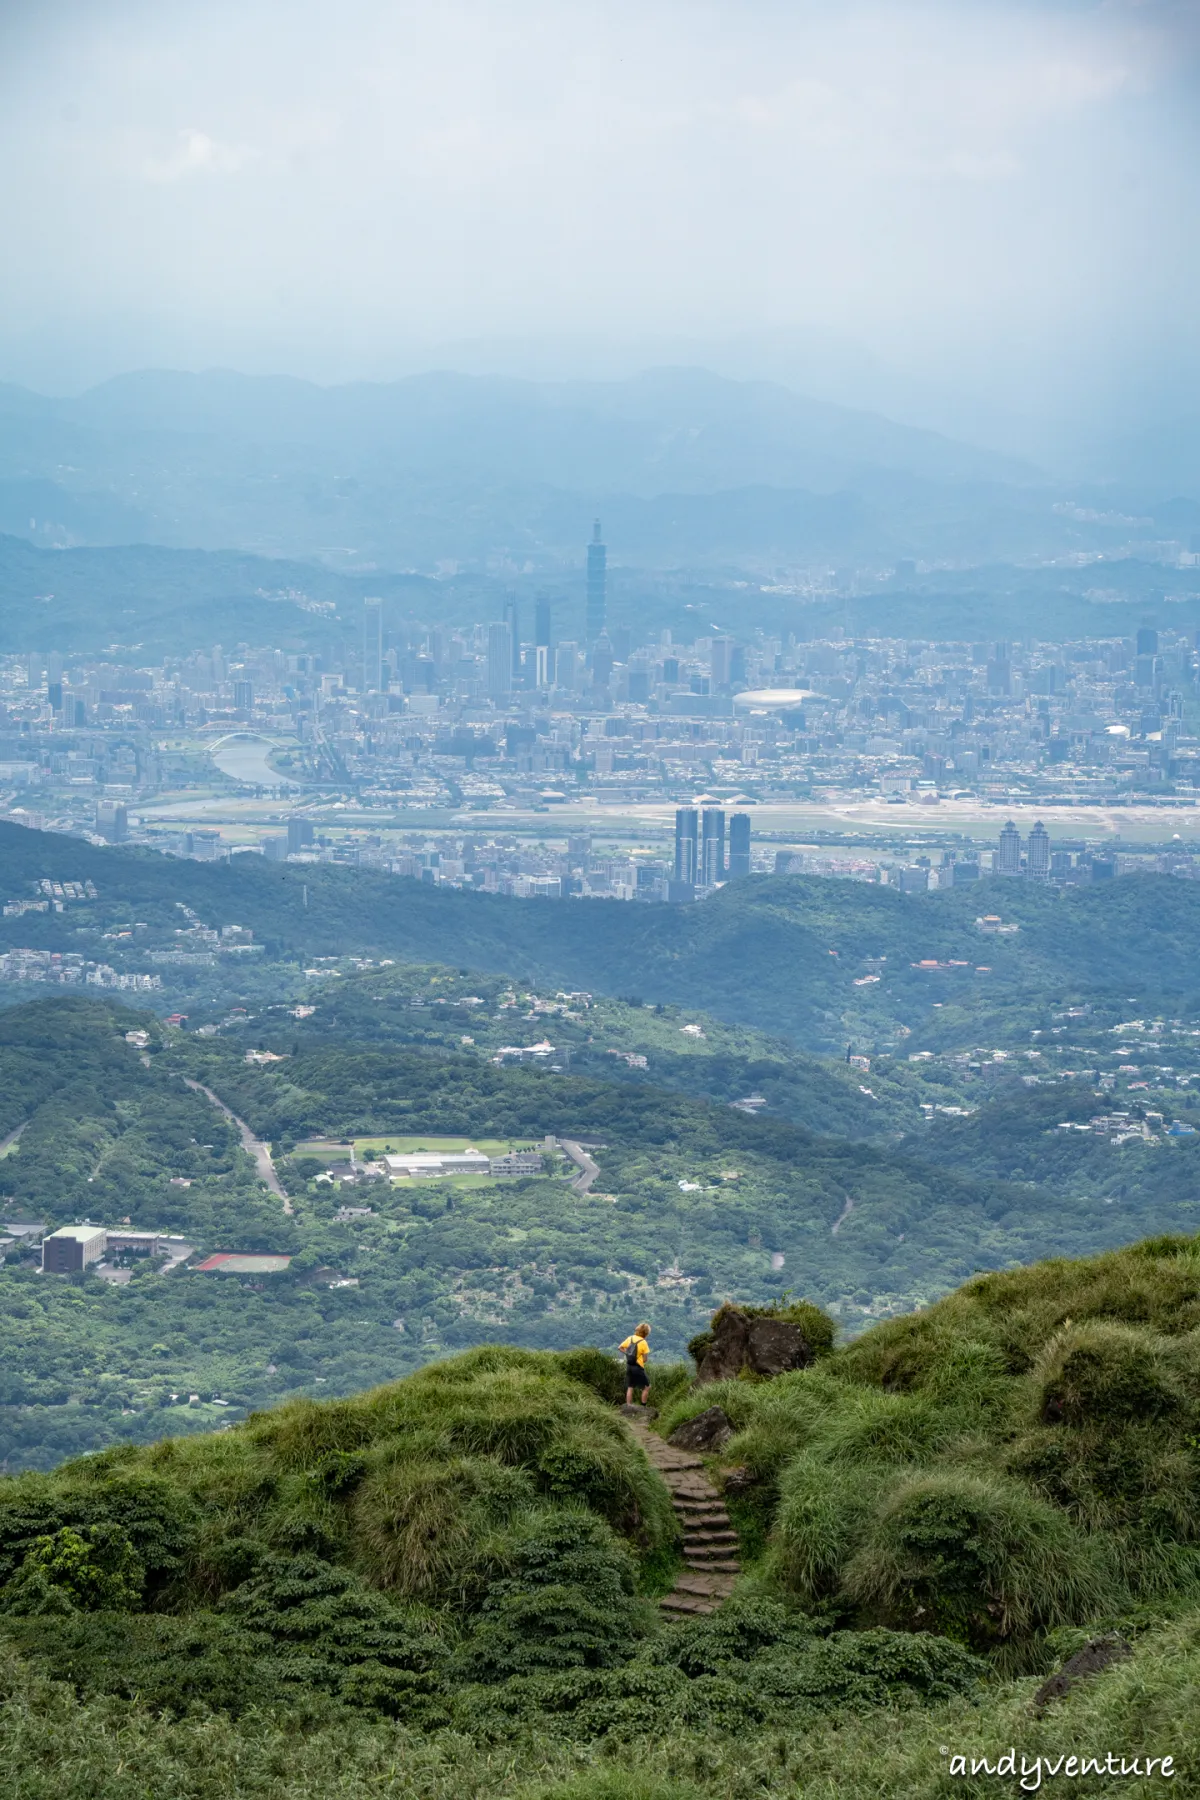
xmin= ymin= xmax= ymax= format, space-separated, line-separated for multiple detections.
xmin=185 ymin=1080 xmax=292 ymax=1214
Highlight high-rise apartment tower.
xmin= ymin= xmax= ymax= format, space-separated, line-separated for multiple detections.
xmin=674 ymin=808 xmax=698 ymax=885
xmin=996 ymin=820 xmax=1022 ymax=876
xmin=701 ymin=809 xmax=726 ymax=886
xmin=728 ymin=812 xmax=751 ymax=878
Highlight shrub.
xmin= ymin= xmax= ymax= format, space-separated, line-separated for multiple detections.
xmin=0 ymin=1470 xmax=196 ymax=1596
xmin=843 ymin=1470 xmax=1116 ymax=1649
xmin=353 ymin=1454 xmax=536 ymax=1601
xmin=1 ymin=1525 xmax=143 ymax=1616
xmin=813 ymin=1389 xmax=953 ymax=1469
xmin=555 ymin=1348 xmax=625 ymax=1407
xmin=772 ymin=1454 xmax=885 ymax=1604
xmin=456 ymin=1513 xmax=654 ymax=1681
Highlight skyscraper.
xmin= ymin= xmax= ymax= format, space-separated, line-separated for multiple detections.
xmin=996 ymin=820 xmax=1022 ymax=876
xmin=1027 ymin=821 xmax=1050 ymax=880
xmin=674 ymin=808 xmax=699 ymax=885
xmin=1136 ymin=627 xmax=1159 ymax=657
xmin=503 ymin=595 xmax=521 ymax=678
xmin=363 ymin=596 xmax=383 ymax=691
xmin=535 ymin=597 xmax=554 ymax=688
xmin=710 ymin=637 xmax=734 ymax=689
xmin=586 ymin=520 xmax=607 ymax=643
xmin=591 ymin=634 xmax=613 ymax=690
xmin=701 ymin=809 xmax=726 ymax=886
xmin=728 ymin=813 xmax=751 ymax=878
xmin=487 ymin=623 xmax=513 ymax=701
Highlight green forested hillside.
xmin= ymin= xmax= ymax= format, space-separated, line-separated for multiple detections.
xmin=4 ymin=994 xmax=1200 ymax=1477
xmin=268 ymin=958 xmax=920 ymax=1139
xmin=5 ymin=820 xmax=1200 ymax=1053
xmin=1 ymin=1238 xmax=1198 ymax=1797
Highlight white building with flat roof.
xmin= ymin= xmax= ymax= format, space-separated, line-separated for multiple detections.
xmin=384 ymin=1149 xmax=490 ymax=1178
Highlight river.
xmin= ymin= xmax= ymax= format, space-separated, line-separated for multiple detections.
xmin=210 ymin=734 xmax=300 ymax=788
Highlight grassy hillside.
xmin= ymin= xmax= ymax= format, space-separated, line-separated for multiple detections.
xmin=1 ymin=1237 xmax=1198 ymax=1796
xmin=662 ymin=1236 xmax=1200 ymax=1665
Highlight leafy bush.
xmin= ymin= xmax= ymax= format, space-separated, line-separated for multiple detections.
xmin=1 ymin=1525 xmax=143 ymax=1616
xmin=456 ymin=1513 xmax=654 ymax=1681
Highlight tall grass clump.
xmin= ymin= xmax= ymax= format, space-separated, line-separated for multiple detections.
xmin=843 ymin=1470 xmax=1118 ymax=1651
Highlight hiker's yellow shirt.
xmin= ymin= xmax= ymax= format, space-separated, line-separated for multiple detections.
xmin=621 ymin=1335 xmax=650 ymax=1367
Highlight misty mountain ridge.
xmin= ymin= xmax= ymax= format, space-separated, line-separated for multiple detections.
xmin=3 ymin=363 xmax=1195 ymax=577
xmin=2 ymin=365 xmax=1040 ymax=491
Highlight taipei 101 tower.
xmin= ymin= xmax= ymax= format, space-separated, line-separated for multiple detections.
xmin=586 ymin=519 xmax=607 ymax=643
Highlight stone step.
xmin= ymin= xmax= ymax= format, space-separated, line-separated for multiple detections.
xmin=684 ymin=1556 xmax=741 ymax=1574
xmin=672 ymin=1572 xmax=738 ymax=1598
xmin=660 ymin=1595 xmax=719 ymax=1617
xmin=686 ymin=1529 xmax=739 ymax=1544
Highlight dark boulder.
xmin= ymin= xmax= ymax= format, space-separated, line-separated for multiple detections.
xmin=696 ymin=1305 xmax=814 ymax=1384
xmin=668 ymin=1407 xmax=734 ymax=1453
xmin=747 ymin=1317 xmax=811 ymax=1377
xmin=1033 ymin=1636 xmax=1132 ymax=1714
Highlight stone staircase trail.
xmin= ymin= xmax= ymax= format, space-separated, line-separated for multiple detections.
xmin=621 ymin=1405 xmax=740 ymax=1618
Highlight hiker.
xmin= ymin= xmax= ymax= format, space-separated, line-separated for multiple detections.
xmin=619 ymin=1322 xmax=652 ymax=1405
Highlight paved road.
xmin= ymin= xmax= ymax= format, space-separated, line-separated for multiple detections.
xmin=0 ymin=1121 xmax=27 ymax=1157
xmin=559 ymin=1138 xmax=600 ymax=1194
xmin=185 ymin=1080 xmax=293 ymax=1214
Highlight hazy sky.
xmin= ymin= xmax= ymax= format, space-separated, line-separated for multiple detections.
xmin=1 ymin=0 xmax=1198 ymax=427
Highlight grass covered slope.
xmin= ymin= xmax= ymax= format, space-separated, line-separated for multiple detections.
xmin=663 ymin=1234 xmax=1200 ymax=1669
xmin=2 ymin=1238 xmax=1200 ymax=1796
xmin=0 ymin=1345 xmax=983 ymax=1746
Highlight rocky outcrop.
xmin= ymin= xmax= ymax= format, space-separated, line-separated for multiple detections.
xmin=1033 ymin=1636 xmax=1132 ymax=1714
xmin=694 ymin=1306 xmax=815 ymax=1384
xmin=667 ymin=1406 xmax=733 ymax=1453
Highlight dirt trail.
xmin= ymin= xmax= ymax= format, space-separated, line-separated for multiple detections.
xmin=622 ymin=1407 xmax=740 ymax=1618
xmin=185 ymin=1080 xmax=293 ymax=1214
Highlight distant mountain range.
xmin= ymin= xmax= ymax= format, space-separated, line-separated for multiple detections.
xmin=0 ymin=365 xmax=1194 ymax=579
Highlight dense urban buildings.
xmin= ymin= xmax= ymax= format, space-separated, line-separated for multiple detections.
xmin=5 ymin=527 xmax=1200 ymax=898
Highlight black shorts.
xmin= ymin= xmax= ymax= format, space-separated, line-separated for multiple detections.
xmin=626 ymin=1362 xmax=649 ymax=1390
